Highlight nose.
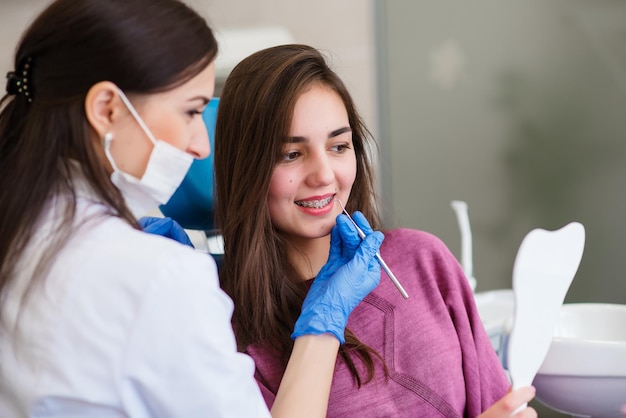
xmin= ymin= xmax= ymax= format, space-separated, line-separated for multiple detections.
xmin=188 ymin=124 xmax=211 ymax=159
xmin=306 ymin=152 xmax=334 ymax=187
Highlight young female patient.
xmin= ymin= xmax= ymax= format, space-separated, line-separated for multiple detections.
xmin=214 ymin=44 xmax=536 ymax=417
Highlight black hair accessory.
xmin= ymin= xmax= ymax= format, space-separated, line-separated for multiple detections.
xmin=5 ymin=57 xmax=33 ymax=103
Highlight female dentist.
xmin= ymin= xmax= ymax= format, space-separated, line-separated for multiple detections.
xmin=0 ymin=1 xmax=383 ymax=417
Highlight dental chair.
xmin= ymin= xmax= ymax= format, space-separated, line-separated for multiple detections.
xmin=159 ymin=98 xmax=224 ymax=268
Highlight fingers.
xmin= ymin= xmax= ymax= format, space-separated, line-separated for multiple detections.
xmin=351 ymin=211 xmax=374 ymax=235
xmin=340 ymin=231 xmax=383 ymax=278
xmin=335 ymin=211 xmax=377 ymax=246
xmin=331 ymin=231 xmax=383 ymax=303
xmin=335 ymin=212 xmax=384 ymax=265
xmin=355 ymin=231 xmax=384 ymax=260
xmin=138 ymin=216 xmax=167 ymax=231
xmin=336 ymin=214 xmax=361 ymax=240
xmin=513 ymin=407 xmax=537 ymax=418
xmin=479 ymin=387 xmax=537 ymax=418
xmin=509 ymin=386 xmax=536 ymax=409
xmin=335 ymin=214 xmax=362 ymax=252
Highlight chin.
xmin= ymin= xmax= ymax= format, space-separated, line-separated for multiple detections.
xmin=303 ymin=223 xmax=334 ymax=240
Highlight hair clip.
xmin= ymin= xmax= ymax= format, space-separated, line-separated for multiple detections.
xmin=5 ymin=57 xmax=33 ymax=103
xmin=5 ymin=71 xmax=20 ymax=95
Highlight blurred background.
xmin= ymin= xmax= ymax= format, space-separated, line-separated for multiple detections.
xmin=2 ymin=1 xmax=625 ymax=416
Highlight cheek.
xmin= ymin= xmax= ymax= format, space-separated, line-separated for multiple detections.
xmin=150 ymin=117 xmax=188 ymax=150
xmin=162 ymin=126 xmax=186 ymax=149
xmin=268 ymin=167 xmax=291 ymax=221
xmin=268 ymin=165 xmax=298 ymax=196
xmin=110 ymin=123 xmax=153 ymax=178
xmin=338 ymin=156 xmax=358 ymax=189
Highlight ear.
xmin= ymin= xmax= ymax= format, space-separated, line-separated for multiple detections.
xmin=84 ymin=81 xmax=123 ymax=139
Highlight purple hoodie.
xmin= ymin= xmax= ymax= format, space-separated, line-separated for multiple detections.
xmin=247 ymin=228 xmax=510 ymax=417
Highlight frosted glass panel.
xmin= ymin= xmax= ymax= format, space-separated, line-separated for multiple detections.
xmin=376 ymin=0 xmax=626 ymax=304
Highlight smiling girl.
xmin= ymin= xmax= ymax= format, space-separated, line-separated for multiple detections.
xmin=215 ymin=44 xmax=537 ymax=417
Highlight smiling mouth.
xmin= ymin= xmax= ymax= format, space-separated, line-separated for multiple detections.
xmin=295 ymin=195 xmax=334 ymax=209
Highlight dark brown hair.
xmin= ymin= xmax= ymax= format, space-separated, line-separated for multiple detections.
xmin=215 ymin=44 xmax=387 ymax=386
xmin=0 ymin=0 xmax=217 ymax=313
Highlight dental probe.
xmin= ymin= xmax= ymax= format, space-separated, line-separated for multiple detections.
xmin=335 ymin=199 xmax=409 ymax=299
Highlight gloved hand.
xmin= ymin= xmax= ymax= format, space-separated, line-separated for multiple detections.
xmin=292 ymin=211 xmax=384 ymax=344
xmin=138 ymin=216 xmax=195 ymax=248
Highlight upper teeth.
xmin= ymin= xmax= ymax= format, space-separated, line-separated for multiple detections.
xmin=296 ymin=196 xmax=333 ymax=208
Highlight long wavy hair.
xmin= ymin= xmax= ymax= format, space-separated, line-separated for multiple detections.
xmin=0 ymin=0 xmax=217 ymax=316
xmin=215 ymin=44 xmax=387 ymax=386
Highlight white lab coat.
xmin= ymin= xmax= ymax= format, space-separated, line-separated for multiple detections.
xmin=0 ymin=176 xmax=271 ymax=418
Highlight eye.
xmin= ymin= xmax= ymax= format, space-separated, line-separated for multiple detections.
xmin=330 ymin=143 xmax=351 ymax=153
xmin=186 ymin=109 xmax=204 ymax=118
xmin=281 ymin=150 xmax=301 ymax=162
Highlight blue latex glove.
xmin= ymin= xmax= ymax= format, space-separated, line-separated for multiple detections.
xmin=138 ymin=216 xmax=195 ymax=248
xmin=292 ymin=212 xmax=384 ymax=344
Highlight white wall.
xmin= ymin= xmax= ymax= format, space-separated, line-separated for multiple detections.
xmin=0 ymin=0 xmax=50 ymax=73
xmin=191 ymin=0 xmax=378 ymax=136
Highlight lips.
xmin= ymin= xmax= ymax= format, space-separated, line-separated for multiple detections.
xmin=295 ymin=195 xmax=334 ymax=209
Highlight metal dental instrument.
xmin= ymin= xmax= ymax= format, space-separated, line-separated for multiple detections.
xmin=335 ymin=199 xmax=409 ymax=299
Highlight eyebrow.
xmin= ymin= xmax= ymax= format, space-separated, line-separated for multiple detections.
xmin=188 ymin=96 xmax=211 ymax=105
xmin=287 ymin=126 xmax=352 ymax=143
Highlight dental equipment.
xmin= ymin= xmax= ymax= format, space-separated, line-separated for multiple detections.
xmin=506 ymin=222 xmax=585 ymax=412
xmin=335 ymin=199 xmax=409 ymax=299
xmin=450 ymin=200 xmax=477 ymax=292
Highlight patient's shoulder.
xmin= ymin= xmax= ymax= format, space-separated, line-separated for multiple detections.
xmin=383 ymin=228 xmax=450 ymax=253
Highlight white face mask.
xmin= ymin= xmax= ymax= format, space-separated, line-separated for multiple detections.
xmin=103 ymin=89 xmax=194 ymax=218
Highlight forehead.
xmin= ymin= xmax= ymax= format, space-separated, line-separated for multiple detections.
xmin=290 ymin=85 xmax=348 ymax=129
xmin=295 ymin=82 xmax=342 ymax=106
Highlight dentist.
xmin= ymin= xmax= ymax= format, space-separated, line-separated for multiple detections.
xmin=0 ymin=1 xmax=383 ymax=417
